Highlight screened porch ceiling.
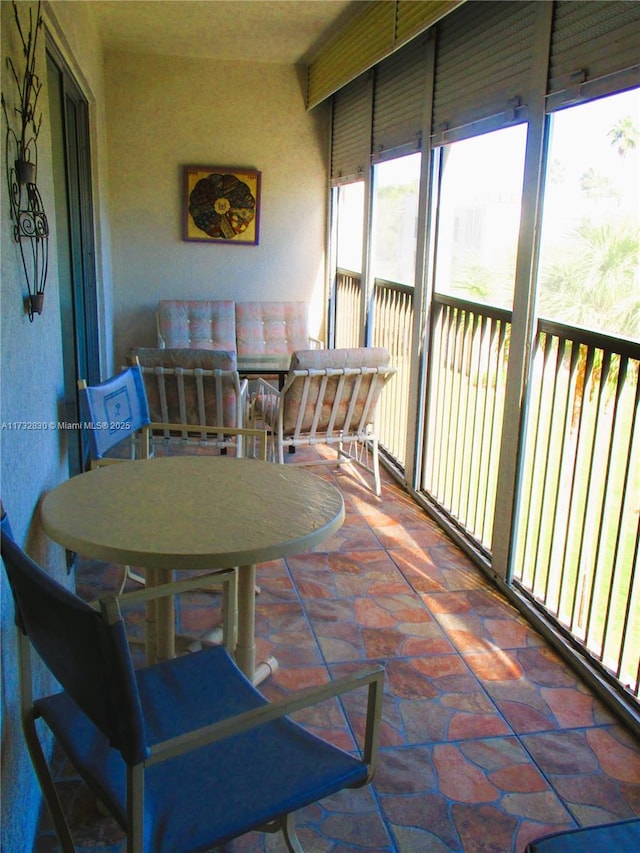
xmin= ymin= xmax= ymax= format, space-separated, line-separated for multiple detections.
xmin=89 ymin=0 xmax=363 ymax=65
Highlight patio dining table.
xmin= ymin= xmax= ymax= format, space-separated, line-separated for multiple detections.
xmin=40 ymin=456 xmax=344 ymax=683
xmin=237 ymin=353 xmax=292 ymax=388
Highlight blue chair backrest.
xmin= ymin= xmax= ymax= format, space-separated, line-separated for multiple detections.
xmin=0 ymin=512 xmax=148 ymax=764
xmin=79 ymin=365 xmax=151 ymax=460
xmin=1 ymin=509 xmax=14 ymax=539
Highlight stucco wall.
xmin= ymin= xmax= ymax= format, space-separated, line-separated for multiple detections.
xmin=1 ymin=3 xmax=110 ymax=850
xmin=1 ymin=1 xmax=66 ymax=845
xmin=104 ymin=51 xmax=331 ymax=367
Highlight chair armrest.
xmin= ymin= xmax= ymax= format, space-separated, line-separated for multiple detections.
xmin=147 ymin=663 xmax=384 ymax=779
xmin=254 ymin=377 xmax=281 ymax=396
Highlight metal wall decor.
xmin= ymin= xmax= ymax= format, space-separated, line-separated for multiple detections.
xmin=1 ymin=1 xmax=49 ymax=321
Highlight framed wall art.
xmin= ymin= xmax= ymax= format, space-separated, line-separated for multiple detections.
xmin=183 ymin=166 xmax=261 ymax=245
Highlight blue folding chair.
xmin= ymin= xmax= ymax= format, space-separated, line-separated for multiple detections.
xmin=78 ymin=364 xmax=151 ymax=463
xmin=1 ymin=508 xmax=384 ymax=853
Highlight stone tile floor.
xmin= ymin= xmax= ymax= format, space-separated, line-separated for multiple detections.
xmin=34 ymin=447 xmax=640 ymax=852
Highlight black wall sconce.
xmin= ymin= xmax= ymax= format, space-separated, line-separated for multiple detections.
xmin=1 ymin=1 xmax=49 ymax=322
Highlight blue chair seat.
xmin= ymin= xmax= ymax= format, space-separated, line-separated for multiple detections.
xmin=38 ymin=646 xmax=367 ymax=851
xmin=525 ymin=818 xmax=640 ymax=853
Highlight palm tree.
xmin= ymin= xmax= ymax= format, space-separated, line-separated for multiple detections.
xmin=538 ymin=219 xmax=640 ymax=340
xmin=608 ymin=115 xmax=638 ymax=158
xmin=580 ymin=167 xmax=617 ymax=200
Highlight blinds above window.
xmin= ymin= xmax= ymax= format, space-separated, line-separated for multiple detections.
xmin=329 ymin=0 xmax=639 ymax=180
xmin=331 ymin=73 xmax=374 ymax=183
xmin=394 ymin=0 xmax=464 ymax=49
xmin=547 ymin=0 xmax=640 ymax=108
xmin=309 ymin=1 xmax=395 ymax=112
xmin=372 ymin=35 xmax=431 ymax=157
xmin=307 ymin=0 xmax=464 ymax=110
xmin=432 ymin=1 xmax=538 ymax=138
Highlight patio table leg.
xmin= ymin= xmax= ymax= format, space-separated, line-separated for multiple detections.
xmin=145 ymin=566 xmax=176 ymax=663
xmin=236 ymin=563 xmax=256 ymax=680
xmin=235 ymin=562 xmax=277 ymax=685
xmin=144 ymin=566 xmax=159 ymax=663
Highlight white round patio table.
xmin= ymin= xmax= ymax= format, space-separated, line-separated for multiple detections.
xmin=41 ymin=456 xmax=344 ymax=681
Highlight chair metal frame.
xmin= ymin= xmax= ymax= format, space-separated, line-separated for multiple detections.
xmin=138 ymin=423 xmax=268 ymax=464
xmin=1 ymin=512 xmax=384 ymax=853
xmin=133 ymin=358 xmax=251 ymax=455
xmin=251 ymin=364 xmax=396 ymax=496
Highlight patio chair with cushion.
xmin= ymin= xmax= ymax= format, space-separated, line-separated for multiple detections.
xmin=126 ymin=347 xmax=252 ymax=456
xmin=251 ymin=347 xmax=396 ymax=496
xmin=234 ymin=300 xmax=320 ymax=355
xmin=0 ymin=509 xmax=384 ymax=853
xmin=156 ymin=299 xmax=237 ymax=351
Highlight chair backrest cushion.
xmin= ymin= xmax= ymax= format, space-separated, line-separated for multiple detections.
xmin=282 ymin=348 xmax=392 ymax=434
xmin=157 ymin=300 xmax=237 ymax=350
xmin=235 ymin=301 xmax=309 ymax=355
xmin=79 ymin=366 xmax=151 ymax=460
xmin=130 ymin=347 xmax=237 ymax=372
xmin=0 ymin=520 xmax=147 ymax=764
xmin=290 ymin=347 xmax=390 ymax=371
xmin=128 ymin=347 xmax=240 ymax=428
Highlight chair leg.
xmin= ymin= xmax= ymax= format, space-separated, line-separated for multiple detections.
xmin=371 ymin=435 xmax=381 ymax=497
xmin=117 ymin=565 xmax=145 ymax=595
xmin=276 ymin=430 xmax=285 ymax=464
xmin=262 ymin=814 xmax=304 ymax=853
xmin=281 ymin=813 xmax=304 ymax=853
xmin=23 ymin=712 xmax=76 ymax=853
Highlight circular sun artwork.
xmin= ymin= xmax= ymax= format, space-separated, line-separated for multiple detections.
xmin=188 ymin=172 xmax=258 ymax=241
